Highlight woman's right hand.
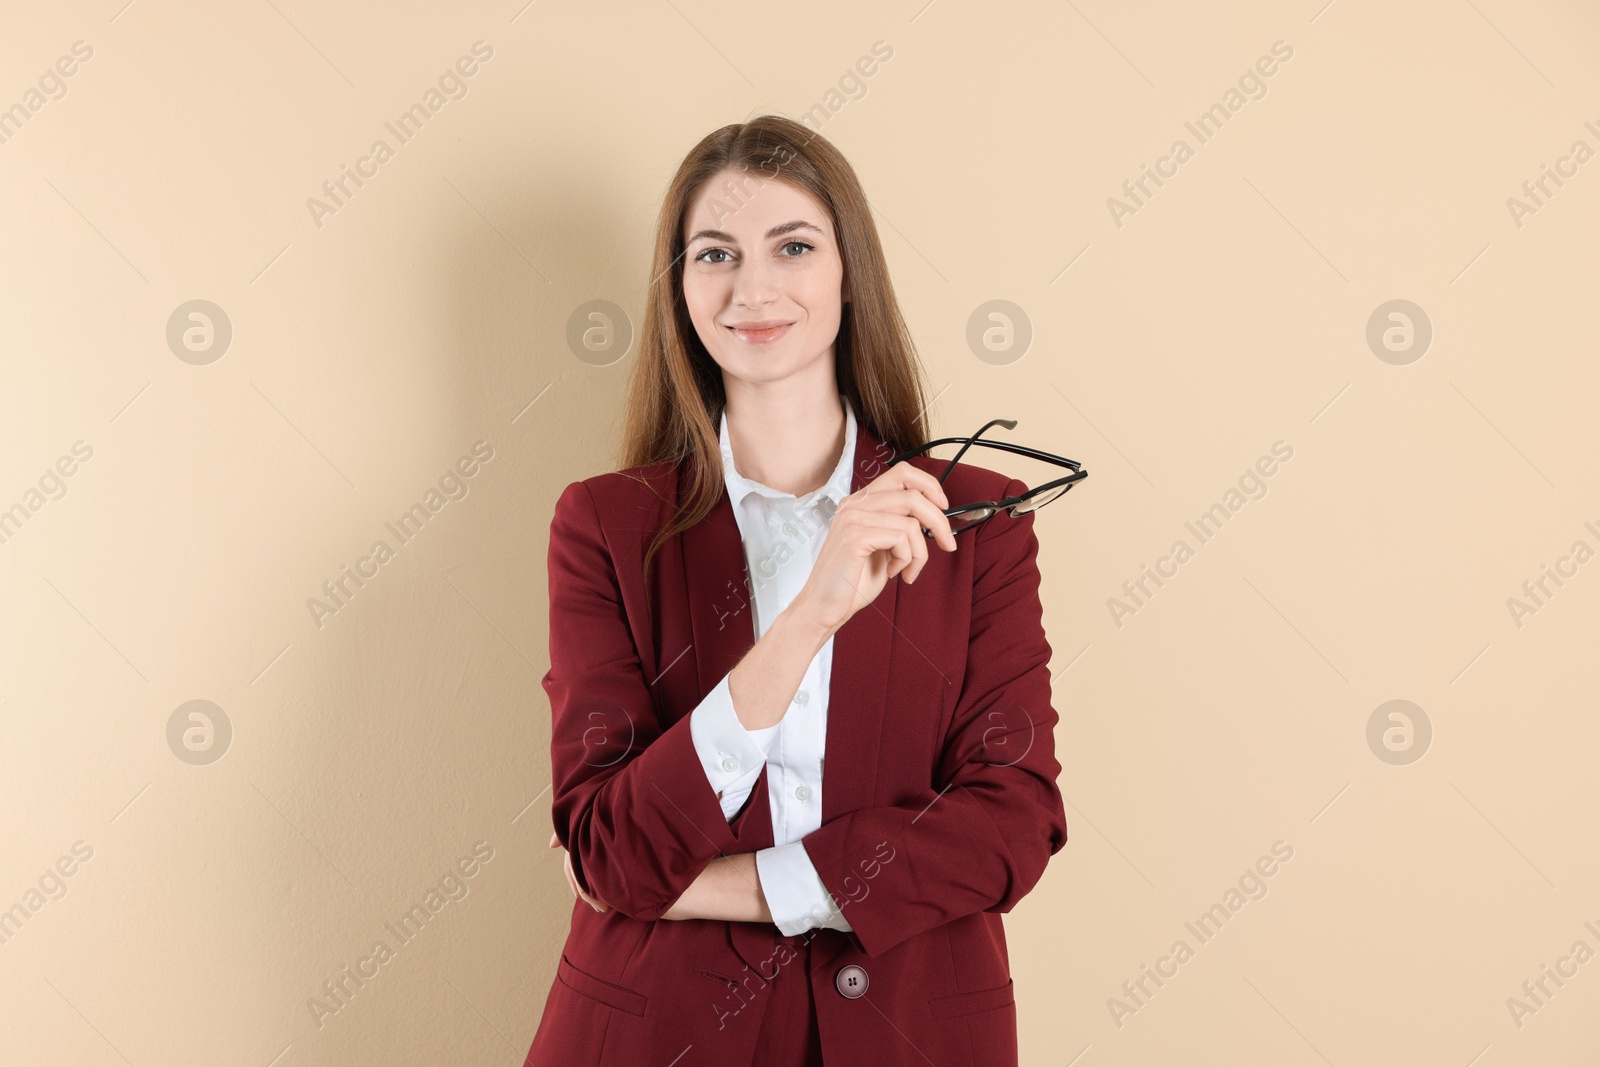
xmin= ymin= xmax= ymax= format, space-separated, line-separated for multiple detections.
xmin=791 ymin=462 xmax=958 ymax=637
xmin=550 ymin=831 xmax=609 ymax=913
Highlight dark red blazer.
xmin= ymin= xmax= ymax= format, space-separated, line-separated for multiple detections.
xmin=525 ymin=416 xmax=1068 ymax=1067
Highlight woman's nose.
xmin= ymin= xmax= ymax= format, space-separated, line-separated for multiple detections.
xmin=729 ymin=256 xmax=778 ymax=309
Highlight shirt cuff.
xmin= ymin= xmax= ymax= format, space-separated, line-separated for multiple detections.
xmin=756 ymin=841 xmax=854 ymax=935
xmin=689 ymin=673 xmax=769 ymax=820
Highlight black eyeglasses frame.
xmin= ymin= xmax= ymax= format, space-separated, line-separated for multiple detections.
xmin=885 ymin=418 xmax=1088 ymax=537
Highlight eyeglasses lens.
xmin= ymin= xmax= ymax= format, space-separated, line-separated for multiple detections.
xmin=947 ymin=505 xmax=997 ymax=533
xmin=1010 ymin=483 xmax=1071 ymax=514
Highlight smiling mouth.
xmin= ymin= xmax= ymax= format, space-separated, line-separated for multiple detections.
xmin=726 ymin=322 xmax=793 ymax=344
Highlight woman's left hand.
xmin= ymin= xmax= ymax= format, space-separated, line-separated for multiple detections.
xmin=550 ymin=831 xmax=611 ymax=913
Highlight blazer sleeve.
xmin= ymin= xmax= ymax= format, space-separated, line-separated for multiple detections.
xmin=543 ymin=479 xmax=745 ymax=921
xmin=799 ymin=477 xmax=1069 ymax=959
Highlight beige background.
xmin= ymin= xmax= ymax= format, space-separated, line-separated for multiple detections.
xmin=2 ymin=0 xmax=1597 ymax=1063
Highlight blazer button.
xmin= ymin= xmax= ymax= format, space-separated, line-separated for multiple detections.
xmin=835 ymin=964 xmax=869 ymax=999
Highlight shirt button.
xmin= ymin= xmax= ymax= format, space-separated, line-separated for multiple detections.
xmin=782 ymin=521 xmax=798 ymax=536
xmin=792 ymin=690 xmax=809 ymax=706
xmin=721 ymin=757 xmax=738 ymax=772
xmin=795 ymin=785 xmax=811 ymax=801
xmin=835 ymin=964 xmax=869 ymax=999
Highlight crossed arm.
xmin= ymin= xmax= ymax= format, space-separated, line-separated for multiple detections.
xmin=542 ymin=478 xmax=1066 ymax=957
xmin=551 ymin=830 xmax=767 ymax=922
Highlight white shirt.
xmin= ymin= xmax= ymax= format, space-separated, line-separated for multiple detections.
xmin=688 ymin=394 xmax=857 ymax=936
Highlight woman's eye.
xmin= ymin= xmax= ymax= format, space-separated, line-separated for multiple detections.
xmin=693 ymin=241 xmax=811 ymax=264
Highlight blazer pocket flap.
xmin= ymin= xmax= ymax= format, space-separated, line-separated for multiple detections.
xmin=928 ymin=977 xmax=1014 ymax=1019
xmin=558 ymin=953 xmax=648 ymax=1017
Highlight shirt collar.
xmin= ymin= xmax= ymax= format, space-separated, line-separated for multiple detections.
xmin=719 ymin=395 xmax=856 ymax=512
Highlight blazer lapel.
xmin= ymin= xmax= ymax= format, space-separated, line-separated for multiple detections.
xmin=815 ymin=419 xmax=898 ymax=968
xmin=677 ymin=466 xmax=774 ymax=852
xmin=820 ymin=419 xmax=897 ymax=821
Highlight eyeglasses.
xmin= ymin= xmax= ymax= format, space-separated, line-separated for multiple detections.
xmin=886 ymin=418 xmax=1087 ymax=537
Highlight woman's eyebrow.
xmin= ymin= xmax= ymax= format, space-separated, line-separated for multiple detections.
xmin=685 ymin=219 xmax=825 ymax=245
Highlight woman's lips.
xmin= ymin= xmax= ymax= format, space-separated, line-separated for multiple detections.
xmin=727 ymin=321 xmax=793 ymax=344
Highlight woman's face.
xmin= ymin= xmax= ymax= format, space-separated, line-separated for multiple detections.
xmin=681 ymin=169 xmax=848 ymax=388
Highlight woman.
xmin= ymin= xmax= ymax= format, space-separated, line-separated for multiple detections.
xmin=526 ymin=115 xmax=1067 ymax=1067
